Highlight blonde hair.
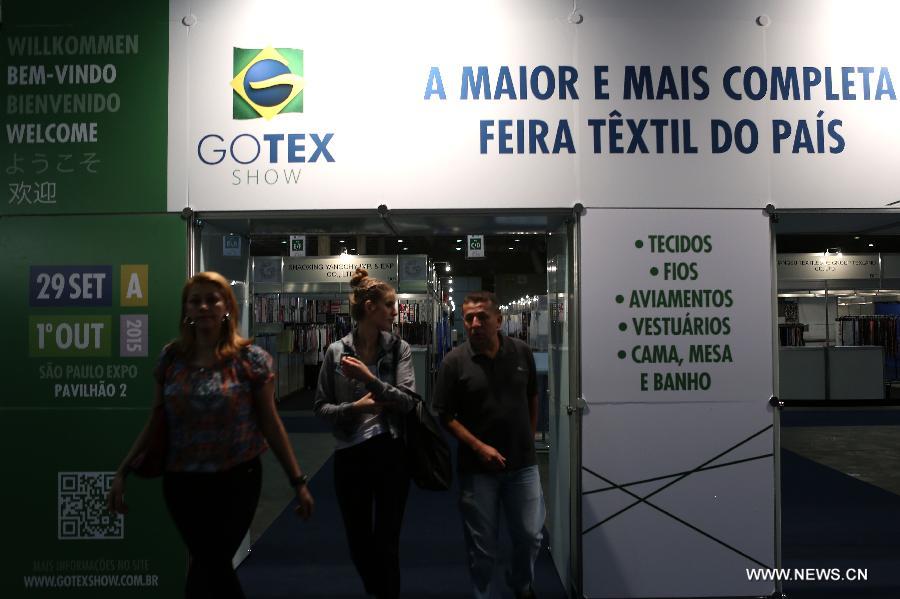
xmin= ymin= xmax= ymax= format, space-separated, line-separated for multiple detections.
xmin=175 ymin=271 xmax=250 ymax=360
xmin=349 ymin=267 xmax=395 ymax=321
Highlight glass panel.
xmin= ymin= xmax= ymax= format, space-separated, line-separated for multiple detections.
xmin=194 ymin=218 xmax=252 ymax=337
xmin=547 ymin=221 xmax=574 ymax=591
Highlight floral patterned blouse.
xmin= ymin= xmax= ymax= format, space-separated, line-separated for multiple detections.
xmin=153 ymin=343 xmax=273 ymax=472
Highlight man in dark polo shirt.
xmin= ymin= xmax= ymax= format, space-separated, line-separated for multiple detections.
xmin=434 ymin=291 xmax=544 ymax=599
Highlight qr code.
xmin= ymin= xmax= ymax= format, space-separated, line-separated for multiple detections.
xmin=58 ymin=472 xmax=123 ymax=540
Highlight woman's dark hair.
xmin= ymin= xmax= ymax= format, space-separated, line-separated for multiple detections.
xmin=349 ymin=268 xmax=395 ymax=321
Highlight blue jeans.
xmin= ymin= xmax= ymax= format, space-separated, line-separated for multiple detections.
xmin=459 ymin=465 xmax=546 ymax=599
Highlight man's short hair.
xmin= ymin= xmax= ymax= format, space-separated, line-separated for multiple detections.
xmin=462 ymin=291 xmax=500 ymax=314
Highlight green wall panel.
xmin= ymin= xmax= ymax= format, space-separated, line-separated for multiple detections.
xmin=0 ymin=213 xmax=187 ymax=597
xmin=1 ymin=0 xmax=168 ymax=215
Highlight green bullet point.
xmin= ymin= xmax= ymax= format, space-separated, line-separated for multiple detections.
xmin=619 ymin=322 xmax=627 ymax=331
xmin=618 ymin=351 xmax=626 ymax=359
xmin=635 ymin=240 xmax=644 ymax=249
xmin=615 ymin=294 xmax=624 ymax=304
xmin=650 ymin=267 xmax=659 ymax=276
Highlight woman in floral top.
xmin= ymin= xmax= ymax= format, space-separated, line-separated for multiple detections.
xmin=108 ymin=271 xmax=314 ymax=599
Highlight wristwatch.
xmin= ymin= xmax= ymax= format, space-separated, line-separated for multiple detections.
xmin=289 ymin=473 xmax=309 ymax=488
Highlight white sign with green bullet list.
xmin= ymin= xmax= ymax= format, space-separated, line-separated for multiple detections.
xmin=594 ymin=212 xmax=772 ymax=399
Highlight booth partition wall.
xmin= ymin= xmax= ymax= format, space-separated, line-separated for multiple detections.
xmin=578 ymin=209 xmax=777 ymax=598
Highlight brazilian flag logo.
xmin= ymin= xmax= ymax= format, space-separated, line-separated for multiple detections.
xmin=231 ymin=47 xmax=304 ymax=120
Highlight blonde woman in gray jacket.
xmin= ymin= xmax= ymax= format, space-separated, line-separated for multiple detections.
xmin=314 ymin=267 xmax=417 ymax=599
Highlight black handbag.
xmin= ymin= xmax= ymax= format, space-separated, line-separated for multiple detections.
xmin=393 ymin=342 xmax=452 ymax=491
xmin=405 ymin=397 xmax=452 ymax=491
xmin=127 ymin=403 xmax=168 ymax=479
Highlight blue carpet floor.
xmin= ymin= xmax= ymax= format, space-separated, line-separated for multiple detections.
xmin=281 ymin=415 xmax=332 ymax=434
xmin=238 ymin=454 xmax=567 ymax=598
xmin=781 ymin=449 xmax=900 ymax=598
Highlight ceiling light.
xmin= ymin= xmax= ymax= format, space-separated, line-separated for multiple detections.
xmin=281 ymin=240 xmax=287 ymax=244
xmin=449 ymin=287 xmax=454 ymax=293
xmin=398 ymin=238 xmax=404 ymax=243
xmin=403 ymin=247 xmax=408 ymax=251
xmin=869 ymin=243 xmax=875 ymax=247
xmin=456 ymin=247 xmax=462 ymax=251
xmin=508 ymin=247 xmax=514 ymax=250
xmin=456 ymin=239 xmax=462 ymax=242
xmin=445 ymin=265 xmax=451 ymax=272
xmin=339 ymin=239 xmax=345 ymax=243
xmin=514 ymin=239 xmax=520 ymax=242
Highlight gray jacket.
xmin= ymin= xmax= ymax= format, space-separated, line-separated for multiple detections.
xmin=313 ymin=330 xmax=417 ymax=442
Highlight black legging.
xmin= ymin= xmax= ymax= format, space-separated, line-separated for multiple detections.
xmin=163 ymin=456 xmax=262 ymax=599
xmin=334 ymin=433 xmax=410 ymax=599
